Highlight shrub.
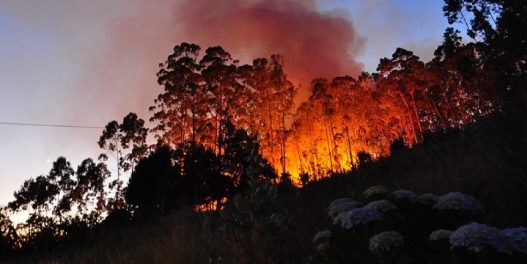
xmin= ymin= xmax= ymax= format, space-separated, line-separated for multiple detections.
xmin=340 ymin=208 xmax=384 ymax=230
xmin=392 ymin=190 xmax=417 ymax=202
xmin=434 ymin=192 xmax=483 ymax=214
xmin=327 ymin=198 xmax=361 ymax=219
xmin=429 ymin=229 xmax=453 ymax=241
xmin=502 ymin=227 xmax=527 ymax=254
xmin=369 ymin=231 xmax=405 ymax=255
xmin=449 ymin=222 xmax=514 ymax=254
xmin=416 ymin=193 xmax=439 ymax=206
xmin=364 ymin=200 xmax=397 ymax=214
xmin=362 ymin=185 xmax=389 ymax=201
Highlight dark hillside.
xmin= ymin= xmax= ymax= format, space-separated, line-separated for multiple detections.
xmin=7 ymin=104 xmax=527 ymax=263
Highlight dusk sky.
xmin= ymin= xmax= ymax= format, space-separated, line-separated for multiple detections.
xmin=0 ymin=0 xmax=458 ymax=205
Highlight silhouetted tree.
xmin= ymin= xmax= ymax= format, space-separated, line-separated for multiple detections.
xmin=0 ymin=208 xmax=16 ymax=258
xmin=99 ymin=112 xmax=148 ymax=208
xmin=222 ymin=121 xmax=277 ymax=194
xmin=7 ymin=157 xmax=111 ymax=248
xmin=126 ymin=146 xmax=181 ymax=216
xmin=181 ymin=144 xmax=230 ymax=208
xmin=443 ymin=0 xmax=527 ymax=94
xmin=152 ymin=43 xmax=210 ymax=146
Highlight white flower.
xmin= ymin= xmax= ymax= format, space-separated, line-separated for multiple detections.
xmin=369 ymin=231 xmax=405 ymax=255
xmin=392 ymin=189 xmax=417 ymax=201
xmin=502 ymin=227 xmax=527 ymax=254
xmin=449 ymin=222 xmax=514 ymax=254
xmin=328 ymin=198 xmax=360 ymax=219
xmin=340 ymin=207 xmax=383 ymax=229
xmin=365 ymin=200 xmax=397 ymax=213
xmin=429 ymin=229 xmax=453 ymax=241
xmin=417 ymin=193 xmax=439 ymax=205
xmin=329 ymin=197 xmax=355 ymax=209
xmin=433 ymin=192 xmax=483 ymax=214
xmin=313 ymin=230 xmax=332 ymax=243
xmin=363 ymin=185 xmax=389 ymax=200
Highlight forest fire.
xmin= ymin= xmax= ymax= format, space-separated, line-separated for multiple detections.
xmin=4 ymin=0 xmax=527 ymax=261
xmin=152 ymin=43 xmax=497 ymax=185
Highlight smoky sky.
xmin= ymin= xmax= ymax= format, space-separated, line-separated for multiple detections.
xmin=0 ymin=0 xmax=453 ymax=205
xmin=106 ymin=0 xmax=364 ymax=102
xmin=179 ymin=0 xmax=363 ymax=90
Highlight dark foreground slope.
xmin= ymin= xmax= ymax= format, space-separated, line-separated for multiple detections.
xmin=6 ymin=106 xmax=527 ymax=264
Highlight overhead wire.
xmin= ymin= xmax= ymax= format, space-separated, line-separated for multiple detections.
xmin=0 ymin=121 xmax=104 ymax=129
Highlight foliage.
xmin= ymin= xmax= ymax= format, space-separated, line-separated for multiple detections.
xmin=2 ymin=1 xmax=527 ymax=261
xmin=365 ymin=200 xmax=397 ymax=214
xmin=362 ymin=185 xmax=389 ymax=201
xmin=98 ymin=112 xmax=148 ymax=209
xmin=449 ymin=222 xmax=514 ymax=254
xmin=502 ymin=227 xmax=527 ymax=254
xmin=125 ymin=146 xmax=182 ymax=216
xmin=339 ymin=207 xmax=384 ymax=230
xmin=368 ymin=231 xmax=405 ymax=255
xmin=433 ymin=192 xmax=484 ymax=214
xmin=429 ymin=229 xmax=454 ymax=241
xmin=0 ymin=208 xmax=16 ymax=259
xmin=327 ymin=198 xmax=361 ymax=219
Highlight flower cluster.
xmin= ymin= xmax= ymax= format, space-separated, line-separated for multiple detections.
xmin=369 ymin=231 xmax=405 ymax=255
xmin=502 ymin=227 xmax=527 ymax=254
xmin=392 ymin=189 xmax=417 ymax=202
xmin=362 ymin=185 xmax=389 ymax=200
xmin=449 ymin=222 xmax=514 ymax=254
xmin=328 ymin=198 xmax=361 ymax=219
xmin=433 ymin=192 xmax=483 ymax=214
xmin=365 ymin=200 xmax=397 ymax=213
xmin=429 ymin=229 xmax=453 ymax=241
xmin=416 ymin=193 xmax=439 ymax=206
xmin=340 ymin=208 xmax=384 ymax=229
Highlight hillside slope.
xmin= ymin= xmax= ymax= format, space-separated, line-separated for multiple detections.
xmin=7 ymin=106 xmax=527 ymax=263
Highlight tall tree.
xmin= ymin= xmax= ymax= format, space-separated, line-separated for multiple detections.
xmin=241 ymin=56 xmax=295 ymax=174
xmin=200 ymin=46 xmax=250 ymax=156
xmin=443 ymin=0 xmax=527 ymax=93
xmin=126 ymin=146 xmax=181 ymax=215
xmin=0 ymin=208 xmax=16 ymax=257
xmin=153 ymin=43 xmax=210 ymax=146
xmin=377 ymin=48 xmax=429 ymax=143
xmin=99 ymin=112 xmax=148 ymax=207
xmin=98 ymin=112 xmax=148 ymax=178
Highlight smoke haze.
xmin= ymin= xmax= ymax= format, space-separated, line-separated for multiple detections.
xmin=106 ymin=0 xmax=364 ymax=102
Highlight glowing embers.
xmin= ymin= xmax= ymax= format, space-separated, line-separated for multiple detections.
xmin=193 ymin=197 xmax=228 ymax=212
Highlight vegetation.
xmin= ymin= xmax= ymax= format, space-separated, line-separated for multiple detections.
xmin=1 ymin=0 xmax=526 ymax=263
xmin=3 ymin=105 xmax=527 ymax=263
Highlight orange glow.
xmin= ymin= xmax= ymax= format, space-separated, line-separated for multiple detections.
xmin=257 ymin=74 xmax=495 ymax=184
xmin=193 ymin=197 xmax=228 ymax=212
xmin=260 ymin=122 xmax=389 ymax=185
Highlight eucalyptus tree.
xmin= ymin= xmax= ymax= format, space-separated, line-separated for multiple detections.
xmin=241 ymin=56 xmax=295 ymax=174
xmin=377 ymin=48 xmax=429 ymax=143
xmin=98 ymin=112 xmax=148 ymax=207
xmin=443 ymin=0 xmax=527 ymax=93
xmin=98 ymin=112 xmax=148 ymax=178
xmin=0 ymin=208 xmax=16 ymax=257
xmin=152 ymin=42 xmax=210 ymax=146
xmin=199 ymin=46 xmax=251 ymax=156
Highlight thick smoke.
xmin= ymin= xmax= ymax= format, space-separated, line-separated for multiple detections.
xmin=173 ymin=0 xmax=363 ymax=98
xmin=108 ymin=0 xmax=364 ymax=103
xmin=174 ymin=0 xmax=362 ymax=97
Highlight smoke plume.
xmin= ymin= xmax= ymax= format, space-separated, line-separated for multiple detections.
xmin=107 ymin=0 xmax=364 ymax=103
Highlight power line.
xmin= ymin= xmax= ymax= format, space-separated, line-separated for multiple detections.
xmin=0 ymin=121 xmax=104 ymax=129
